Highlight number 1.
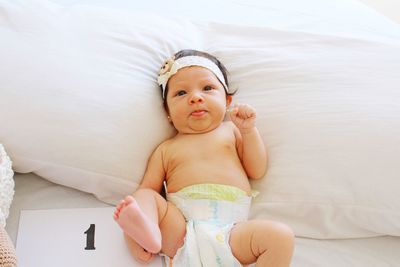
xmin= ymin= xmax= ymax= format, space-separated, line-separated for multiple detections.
xmin=84 ymin=224 xmax=96 ymax=250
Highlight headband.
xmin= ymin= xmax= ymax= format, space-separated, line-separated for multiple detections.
xmin=157 ymin=55 xmax=229 ymax=99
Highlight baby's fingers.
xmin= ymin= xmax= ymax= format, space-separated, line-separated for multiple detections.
xmin=237 ymin=104 xmax=256 ymax=119
xmin=228 ymin=106 xmax=238 ymax=118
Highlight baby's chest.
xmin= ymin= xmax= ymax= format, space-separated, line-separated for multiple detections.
xmin=170 ymin=134 xmax=236 ymax=163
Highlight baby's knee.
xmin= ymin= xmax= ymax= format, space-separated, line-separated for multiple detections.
xmin=273 ymin=221 xmax=294 ymax=237
xmin=255 ymin=220 xmax=295 ymax=250
xmin=133 ymin=188 xmax=157 ymax=197
xmin=132 ymin=188 xmax=168 ymax=219
xmin=278 ymin=223 xmax=294 ymax=244
xmin=267 ymin=221 xmax=295 ymax=250
xmin=133 ymin=188 xmax=164 ymax=203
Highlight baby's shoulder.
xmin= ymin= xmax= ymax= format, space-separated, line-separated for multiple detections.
xmin=222 ymin=121 xmax=240 ymax=136
xmin=157 ymin=138 xmax=173 ymax=151
xmin=222 ymin=120 xmax=236 ymax=131
xmin=156 ymin=135 xmax=181 ymax=154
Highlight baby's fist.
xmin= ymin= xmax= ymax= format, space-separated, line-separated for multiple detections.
xmin=229 ymin=103 xmax=256 ymax=132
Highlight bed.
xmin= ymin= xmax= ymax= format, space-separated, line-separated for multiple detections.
xmin=4 ymin=173 xmax=400 ymax=266
xmin=1 ymin=0 xmax=400 ymax=266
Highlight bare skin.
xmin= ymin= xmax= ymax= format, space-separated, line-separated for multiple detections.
xmin=114 ymin=66 xmax=294 ymax=266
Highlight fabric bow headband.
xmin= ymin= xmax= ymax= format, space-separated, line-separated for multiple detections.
xmin=157 ymin=55 xmax=229 ymax=99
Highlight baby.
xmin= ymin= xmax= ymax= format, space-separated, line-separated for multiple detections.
xmin=114 ymin=49 xmax=294 ymax=266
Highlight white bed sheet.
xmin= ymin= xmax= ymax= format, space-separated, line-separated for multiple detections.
xmin=5 ymin=173 xmax=400 ymax=267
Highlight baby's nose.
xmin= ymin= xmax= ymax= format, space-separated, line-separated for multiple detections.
xmin=190 ymin=93 xmax=204 ymax=103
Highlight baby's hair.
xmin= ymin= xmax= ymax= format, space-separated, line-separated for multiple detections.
xmin=161 ymin=49 xmax=234 ymax=112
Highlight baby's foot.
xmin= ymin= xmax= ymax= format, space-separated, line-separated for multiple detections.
xmin=114 ymin=196 xmax=162 ymax=253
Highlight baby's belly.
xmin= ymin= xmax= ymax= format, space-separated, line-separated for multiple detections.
xmin=166 ymin=165 xmax=251 ymax=194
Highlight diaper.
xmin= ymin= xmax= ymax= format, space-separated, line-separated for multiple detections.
xmin=162 ymin=183 xmax=254 ymax=267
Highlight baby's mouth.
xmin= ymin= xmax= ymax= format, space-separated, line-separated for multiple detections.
xmin=191 ymin=110 xmax=207 ymax=117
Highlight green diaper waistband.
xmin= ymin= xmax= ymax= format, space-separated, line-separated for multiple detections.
xmin=168 ymin=183 xmax=257 ymax=202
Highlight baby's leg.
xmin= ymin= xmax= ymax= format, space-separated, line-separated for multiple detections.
xmin=114 ymin=188 xmax=186 ymax=256
xmin=121 ymin=202 xmax=186 ymax=263
xmin=158 ymin=202 xmax=186 ymax=258
xmin=114 ymin=189 xmax=162 ymax=253
xmin=229 ymin=220 xmax=295 ymax=267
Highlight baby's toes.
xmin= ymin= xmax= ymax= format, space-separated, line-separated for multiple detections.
xmin=117 ymin=200 xmax=126 ymax=210
xmin=124 ymin=195 xmax=135 ymax=205
xmin=114 ymin=200 xmax=127 ymax=219
xmin=113 ymin=209 xmax=120 ymax=220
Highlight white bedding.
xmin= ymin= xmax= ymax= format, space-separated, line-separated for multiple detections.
xmin=2 ymin=0 xmax=400 ymax=240
xmin=2 ymin=0 xmax=400 ymax=265
xmin=6 ymin=173 xmax=400 ymax=267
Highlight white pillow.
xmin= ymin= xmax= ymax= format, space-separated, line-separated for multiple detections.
xmin=1 ymin=0 xmax=400 ymax=238
xmin=0 ymin=1 xmax=197 ymax=202
xmin=214 ymin=25 xmax=400 ymax=238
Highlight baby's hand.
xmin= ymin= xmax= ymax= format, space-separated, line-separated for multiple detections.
xmin=229 ymin=103 xmax=257 ymax=133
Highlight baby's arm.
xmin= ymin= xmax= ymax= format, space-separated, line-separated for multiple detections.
xmin=230 ymin=104 xmax=267 ymax=179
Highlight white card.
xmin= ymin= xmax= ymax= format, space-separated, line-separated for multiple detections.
xmin=16 ymin=207 xmax=164 ymax=267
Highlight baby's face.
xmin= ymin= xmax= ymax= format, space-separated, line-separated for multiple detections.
xmin=166 ymin=66 xmax=231 ymax=134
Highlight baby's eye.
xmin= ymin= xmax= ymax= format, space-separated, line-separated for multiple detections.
xmin=176 ymin=90 xmax=186 ymax=96
xmin=203 ymin=85 xmax=213 ymax=91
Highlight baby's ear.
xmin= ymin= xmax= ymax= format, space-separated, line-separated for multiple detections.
xmin=226 ymin=95 xmax=232 ymax=107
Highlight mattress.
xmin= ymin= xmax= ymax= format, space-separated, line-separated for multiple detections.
xmin=5 ymin=173 xmax=400 ymax=267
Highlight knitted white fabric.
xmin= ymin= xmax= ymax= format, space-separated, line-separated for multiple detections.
xmin=0 ymin=144 xmax=14 ymax=228
xmin=0 ymin=226 xmax=17 ymax=267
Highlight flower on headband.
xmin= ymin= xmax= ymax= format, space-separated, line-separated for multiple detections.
xmin=158 ymin=56 xmax=181 ymax=93
xmin=159 ymin=56 xmax=175 ymax=76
